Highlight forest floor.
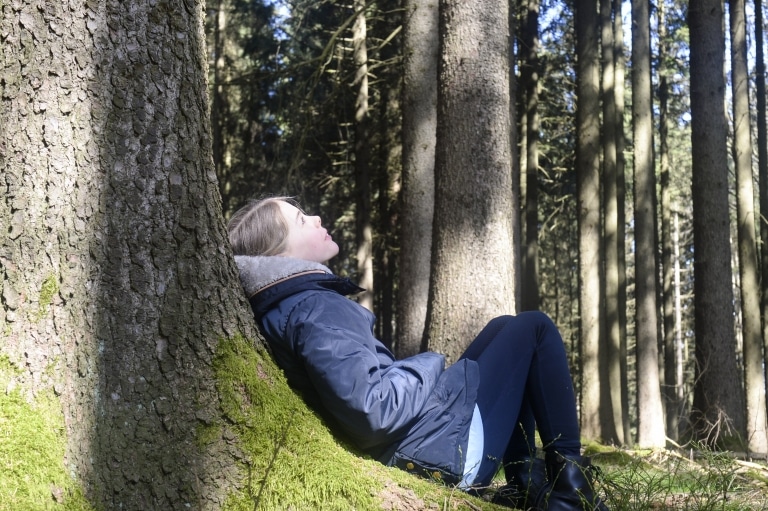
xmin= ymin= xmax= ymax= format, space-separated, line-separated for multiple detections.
xmin=594 ymin=445 xmax=768 ymax=510
xmin=463 ymin=444 xmax=768 ymax=510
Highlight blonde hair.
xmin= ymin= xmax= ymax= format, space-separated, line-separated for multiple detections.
xmin=227 ymin=196 xmax=299 ymax=256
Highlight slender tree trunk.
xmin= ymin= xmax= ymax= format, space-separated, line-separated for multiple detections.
xmin=600 ymin=0 xmax=621 ymax=445
xmin=427 ymin=0 xmax=518 ymax=363
xmin=674 ymin=210 xmax=686 ymax=433
xmin=658 ymin=0 xmax=679 ymax=442
xmin=520 ymin=0 xmax=541 ymax=312
xmin=730 ymin=0 xmax=768 ymax=455
xmin=756 ymin=0 xmax=768 ymax=421
xmin=397 ymin=0 xmax=438 ymax=357
xmin=632 ymin=0 xmax=666 ymax=448
xmin=613 ymin=0 xmax=631 ymax=444
xmin=689 ymin=0 xmax=747 ymax=446
xmin=575 ymin=0 xmax=604 ymax=441
xmin=353 ymin=0 xmax=374 ymax=311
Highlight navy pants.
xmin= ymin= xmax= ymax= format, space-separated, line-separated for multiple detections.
xmin=458 ymin=311 xmax=581 ymax=486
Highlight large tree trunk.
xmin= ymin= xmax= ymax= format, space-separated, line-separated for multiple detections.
xmin=730 ymin=0 xmax=768 ymax=456
xmin=397 ymin=0 xmax=438 ymax=358
xmin=574 ymin=0 xmax=604 ymax=441
xmin=427 ymin=0 xmax=518 ymax=363
xmin=688 ymin=0 xmax=747 ymax=447
xmin=632 ymin=0 xmax=666 ymax=448
xmin=1 ymin=1 xmax=252 ymax=507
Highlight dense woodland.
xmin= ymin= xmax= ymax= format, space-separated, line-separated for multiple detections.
xmin=206 ymin=0 xmax=768 ymax=454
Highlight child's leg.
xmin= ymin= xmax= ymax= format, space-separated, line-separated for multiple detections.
xmin=458 ymin=311 xmax=580 ymax=486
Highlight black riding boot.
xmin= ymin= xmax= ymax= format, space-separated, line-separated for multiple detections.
xmin=535 ymin=452 xmax=609 ymax=511
xmin=492 ymin=457 xmax=547 ymax=509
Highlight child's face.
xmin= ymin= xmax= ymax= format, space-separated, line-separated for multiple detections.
xmin=277 ymin=201 xmax=340 ymax=263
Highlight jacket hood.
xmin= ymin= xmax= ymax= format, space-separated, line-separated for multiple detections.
xmin=234 ymin=255 xmax=332 ymax=297
xmin=235 ymin=255 xmax=364 ymax=321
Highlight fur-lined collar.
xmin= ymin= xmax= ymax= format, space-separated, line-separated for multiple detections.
xmin=234 ymin=255 xmax=332 ymax=298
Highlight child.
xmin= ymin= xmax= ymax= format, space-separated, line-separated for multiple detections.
xmin=228 ymin=196 xmax=608 ymax=510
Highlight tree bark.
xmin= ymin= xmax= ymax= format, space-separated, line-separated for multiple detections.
xmin=658 ymin=0 xmax=680 ymax=443
xmin=427 ymin=0 xmax=518 ymax=363
xmin=756 ymin=0 xmax=768 ymax=444
xmin=1 ymin=1 xmax=253 ymax=506
xmin=574 ymin=0 xmax=604 ymax=441
xmin=397 ymin=0 xmax=438 ymax=357
xmin=689 ymin=0 xmax=747 ymax=447
xmin=729 ymin=0 xmax=768 ymax=455
xmin=613 ymin=0 xmax=631 ymax=444
xmin=353 ymin=0 xmax=374 ymax=311
xmin=600 ymin=0 xmax=621 ymax=445
xmin=632 ymin=0 xmax=666 ymax=448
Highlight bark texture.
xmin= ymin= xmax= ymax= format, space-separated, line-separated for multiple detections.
xmin=427 ymin=0 xmax=518 ymax=363
xmin=632 ymin=0 xmax=666 ymax=448
xmin=600 ymin=0 xmax=622 ymax=445
xmin=353 ymin=0 xmax=374 ymax=311
xmin=397 ymin=0 xmax=438 ymax=357
xmin=574 ymin=0 xmax=603 ymax=441
xmin=688 ymin=0 xmax=747 ymax=446
xmin=1 ymin=0 xmax=256 ymax=507
xmin=729 ymin=0 xmax=768 ymax=455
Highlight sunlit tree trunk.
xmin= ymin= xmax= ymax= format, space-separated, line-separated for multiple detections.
xmin=756 ymin=0 xmax=768 ymax=414
xmin=632 ymin=0 xmax=666 ymax=448
xmin=658 ymin=0 xmax=680 ymax=442
xmin=426 ymin=0 xmax=518 ymax=363
xmin=600 ymin=0 xmax=621 ymax=445
xmin=353 ymin=0 xmax=374 ymax=311
xmin=689 ymin=0 xmax=747 ymax=446
xmin=397 ymin=0 xmax=438 ymax=357
xmin=673 ymin=210 xmax=686 ymax=433
xmin=729 ymin=0 xmax=768 ymax=455
xmin=613 ymin=0 xmax=631 ymax=444
xmin=574 ymin=0 xmax=604 ymax=441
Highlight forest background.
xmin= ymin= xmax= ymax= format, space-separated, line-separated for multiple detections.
xmin=208 ymin=0 xmax=768 ymax=454
xmin=2 ymin=0 xmax=768 ymax=508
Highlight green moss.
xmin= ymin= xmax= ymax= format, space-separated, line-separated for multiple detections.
xmin=196 ymin=422 xmax=222 ymax=448
xmin=0 ymin=355 xmax=22 ymax=377
xmin=0 ymin=367 xmax=92 ymax=511
xmin=37 ymin=274 xmax=59 ymax=320
xmin=213 ymin=335 xmax=381 ymax=510
xmin=212 ymin=336 xmax=498 ymax=510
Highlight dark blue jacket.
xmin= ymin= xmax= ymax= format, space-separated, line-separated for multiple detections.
xmin=235 ymin=255 xmax=480 ymax=483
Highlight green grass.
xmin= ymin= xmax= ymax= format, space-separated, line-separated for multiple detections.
xmin=587 ymin=446 xmax=768 ymax=511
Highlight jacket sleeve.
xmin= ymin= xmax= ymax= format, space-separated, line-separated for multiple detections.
xmin=286 ymin=293 xmax=445 ymax=450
